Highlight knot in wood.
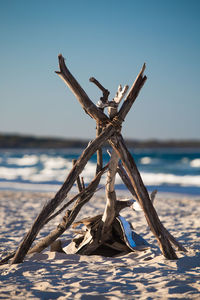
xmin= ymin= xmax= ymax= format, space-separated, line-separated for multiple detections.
xmin=109 ymin=116 xmax=122 ymax=132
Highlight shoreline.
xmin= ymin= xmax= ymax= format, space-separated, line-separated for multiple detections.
xmin=1 ymin=133 xmax=200 ymax=149
xmin=0 ymin=182 xmax=200 ymax=197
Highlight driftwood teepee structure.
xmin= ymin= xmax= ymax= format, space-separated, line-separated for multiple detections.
xmin=5 ymin=54 xmax=186 ymax=264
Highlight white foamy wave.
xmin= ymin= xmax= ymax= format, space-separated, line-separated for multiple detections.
xmin=140 ymin=157 xmax=152 ymax=165
xmin=40 ymin=155 xmax=71 ymax=169
xmin=141 ymin=172 xmax=200 ymax=187
xmin=28 ymin=169 xmax=68 ymax=183
xmin=7 ymin=155 xmax=39 ymax=166
xmin=0 ymin=167 xmax=37 ymax=180
xmin=190 ymin=158 xmax=200 ymax=168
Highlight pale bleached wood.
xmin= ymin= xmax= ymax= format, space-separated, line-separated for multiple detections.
xmin=102 ymin=84 xmax=128 ymax=236
xmin=101 ymin=83 xmax=129 ymax=232
xmin=101 ymin=150 xmax=118 ymax=234
xmin=108 ymin=84 xmax=129 ymax=116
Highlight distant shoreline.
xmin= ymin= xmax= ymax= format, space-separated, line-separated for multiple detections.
xmin=0 ymin=133 xmax=200 ymax=149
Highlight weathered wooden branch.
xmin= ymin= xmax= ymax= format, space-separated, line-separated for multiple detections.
xmin=56 ymin=54 xmax=146 ymax=128
xmin=117 ymin=64 xmax=146 ymax=122
xmin=28 ymin=166 xmax=107 ymax=255
xmin=109 ymin=133 xmax=178 ymax=259
xmin=11 ymin=127 xmax=115 ymax=264
xmin=116 ymin=159 xmax=185 ymax=252
xmin=71 ymin=198 xmax=136 ymax=256
xmin=0 ymin=252 xmax=15 ymax=265
xmin=72 ymin=159 xmax=83 ymax=192
xmin=108 ymin=84 xmax=129 ymax=116
xmin=101 ymin=84 xmax=128 ymax=237
xmin=117 ymin=162 xmax=137 ymax=198
xmin=90 ymin=77 xmax=110 ymax=108
xmin=56 ymin=54 xmax=109 ymax=123
xmin=4 ymin=166 xmax=107 ymax=262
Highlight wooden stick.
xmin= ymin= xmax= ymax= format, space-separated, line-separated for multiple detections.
xmin=101 ymin=150 xmax=118 ymax=235
xmin=101 ymin=84 xmax=129 ymax=236
xmin=9 ymin=127 xmax=106 ymax=262
xmin=117 ymin=162 xmax=137 ymax=198
xmin=56 ymin=54 xmax=109 ymax=123
xmin=11 ymin=125 xmax=115 ymax=264
xmin=96 ymin=123 xmax=103 ymax=174
xmin=72 ymin=159 xmax=83 ymax=192
xmin=28 ymin=166 xmax=107 ymax=255
xmin=90 ymin=76 xmax=107 ymax=174
xmin=109 ymin=133 xmax=178 ymax=259
xmin=117 ymin=64 xmax=147 ymax=122
xmin=89 ymin=77 xmax=110 ymax=108
xmin=109 ymin=84 xmax=129 ymax=116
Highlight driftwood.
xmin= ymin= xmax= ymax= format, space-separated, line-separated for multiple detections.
xmin=102 ymin=84 xmax=129 ymax=237
xmin=11 ymin=129 xmax=113 ymax=264
xmin=8 ymin=54 xmax=186 ymax=265
xmin=28 ymin=166 xmax=107 ymax=254
xmin=66 ymin=199 xmax=146 ymax=256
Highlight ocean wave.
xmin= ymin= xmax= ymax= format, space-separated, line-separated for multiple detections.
xmin=0 ymin=167 xmax=37 ymax=180
xmin=1 ymin=165 xmax=200 ymax=188
xmin=140 ymin=157 xmax=152 ymax=165
xmin=141 ymin=172 xmax=200 ymax=187
xmin=1 ymin=149 xmax=200 ymax=193
xmin=190 ymin=158 xmax=200 ymax=168
xmin=40 ymin=155 xmax=72 ymax=169
xmin=7 ymin=155 xmax=39 ymax=166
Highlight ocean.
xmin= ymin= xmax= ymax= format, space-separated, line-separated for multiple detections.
xmin=0 ymin=147 xmax=200 ymax=195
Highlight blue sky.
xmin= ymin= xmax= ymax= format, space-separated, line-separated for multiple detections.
xmin=0 ymin=0 xmax=199 ymax=140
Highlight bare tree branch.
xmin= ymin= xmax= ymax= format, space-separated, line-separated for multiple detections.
xmin=56 ymin=54 xmax=109 ymax=122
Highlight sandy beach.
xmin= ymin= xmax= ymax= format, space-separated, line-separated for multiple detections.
xmin=0 ymin=190 xmax=200 ymax=299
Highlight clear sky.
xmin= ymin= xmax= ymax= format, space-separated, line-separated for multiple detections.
xmin=0 ymin=0 xmax=199 ymax=140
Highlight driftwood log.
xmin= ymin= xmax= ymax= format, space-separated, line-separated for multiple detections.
xmin=8 ymin=54 xmax=187 ymax=264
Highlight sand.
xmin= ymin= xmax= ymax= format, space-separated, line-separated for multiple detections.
xmin=0 ymin=190 xmax=200 ymax=299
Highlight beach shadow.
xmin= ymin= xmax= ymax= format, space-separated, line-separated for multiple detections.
xmin=32 ymin=290 xmax=64 ymax=299
xmin=176 ymin=251 xmax=200 ymax=273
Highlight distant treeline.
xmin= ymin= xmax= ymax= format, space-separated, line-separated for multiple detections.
xmin=0 ymin=133 xmax=200 ymax=149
